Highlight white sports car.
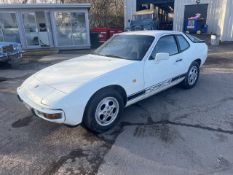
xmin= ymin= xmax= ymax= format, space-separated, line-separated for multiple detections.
xmin=17 ymin=31 xmax=208 ymax=133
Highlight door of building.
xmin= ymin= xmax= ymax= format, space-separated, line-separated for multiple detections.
xmin=22 ymin=11 xmax=52 ymax=48
xmin=183 ymin=4 xmax=208 ymax=31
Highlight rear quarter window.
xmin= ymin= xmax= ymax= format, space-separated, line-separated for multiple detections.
xmin=177 ymin=35 xmax=190 ymax=51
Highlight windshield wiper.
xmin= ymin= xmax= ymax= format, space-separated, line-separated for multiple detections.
xmin=103 ymin=54 xmax=124 ymax=59
xmin=92 ymin=52 xmax=104 ymax=56
xmin=93 ymin=53 xmax=127 ymax=60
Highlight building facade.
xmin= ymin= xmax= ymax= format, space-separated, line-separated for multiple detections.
xmin=124 ymin=0 xmax=233 ymax=41
xmin=0 ymin=4 xmax=91 ymax=50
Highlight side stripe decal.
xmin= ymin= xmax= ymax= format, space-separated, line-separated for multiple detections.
xmin=127 ymin=73 xmax=186 ymax=101
xmin=127 ymin=90 xmax=146 ymax=101
xmin=171 ymin=73 xmax=186 ymax=82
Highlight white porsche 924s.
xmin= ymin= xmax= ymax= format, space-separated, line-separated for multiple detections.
xmin=17 ymin=31 xmax=208 ymax=133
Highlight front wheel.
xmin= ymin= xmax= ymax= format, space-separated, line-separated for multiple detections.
xmin=181 ymin=61 xmax=200 ymax=89
xmin=83 ymin=89 xmax=124 ymax=133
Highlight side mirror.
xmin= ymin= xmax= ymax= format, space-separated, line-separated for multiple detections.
xmin=154 ymin=53 xmax=169 ymax=63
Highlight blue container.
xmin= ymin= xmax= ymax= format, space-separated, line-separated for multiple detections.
xmin=185 ymin=19 xmax=208 ymax=34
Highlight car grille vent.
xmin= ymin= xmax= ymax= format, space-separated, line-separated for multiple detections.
xmin=3 ymin=45 xmax=14 ymax=53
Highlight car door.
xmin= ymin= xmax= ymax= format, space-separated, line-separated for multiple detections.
xmin=175 ymin=34 xmax=192 ymax=75
xmin=144 ymin=35 xmax=180 ymax=95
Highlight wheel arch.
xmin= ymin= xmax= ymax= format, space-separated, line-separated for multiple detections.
xmin=91 ymin=85 xmax=127 ymax=105
xmin=83 ymin=85 xmax=127 ymax=121
xmin=194 ymin=58 xmax=202 ymax=66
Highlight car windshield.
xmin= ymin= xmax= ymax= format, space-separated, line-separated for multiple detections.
xmin=134 ymin=14 xmax=153 ymax=20
xmin=93 ymin=35 xmax=155 ymax=61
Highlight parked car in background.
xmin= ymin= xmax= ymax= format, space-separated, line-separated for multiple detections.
xmin=0 ymin=42 xmax=23 ymax=67
xmin=17 ymin=31 xmax=208 ymax=133
xmin=127 ymin=9 xmax=158 ymax=31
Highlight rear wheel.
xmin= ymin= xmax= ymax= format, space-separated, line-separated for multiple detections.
xmin=83 ymin=89 xmax=124 ymax=133
xmin=181 ymin=61 xmax=200 ymax=89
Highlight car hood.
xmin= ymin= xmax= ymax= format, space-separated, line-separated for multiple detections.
xmin=0 ymin=42 xmax=19 ymax=46
xmin=33 ymin=54 xmax=135 ymax=93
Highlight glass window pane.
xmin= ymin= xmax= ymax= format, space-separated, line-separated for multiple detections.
xmin=36 ymin=11 xmax=50 ymax=47
xmin=23 ymin=12 xmax=40 ymax=46
xmin=72 ymin=13 xmax=88 ymax=45
xmin=0 ymin=12 xmax=20 ymax=43
xmin=155 ymin=35 xmax=178 ymax=55
xmin=54 ymin=12 xmax=72 ymax=46
xmin=185 ymin=34 xmax=203 ymax=43
xmin=23 ymin=12 xmax=50 ymax=47
xmin=54 ymin=11 xmax=88 ymax=47
xmin=177 ymin=35 xmax=189 ymax=51
xmin=94 ymin=35 xmax=154 ymax=61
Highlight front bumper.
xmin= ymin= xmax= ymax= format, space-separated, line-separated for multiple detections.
xmin=0 ymin=55 xmax=9 ymax=62
xmin=0 ymin=52 xmax=22 ymax=63
xmin=8 ymin=52 xmax=23 ymax=59
xmin=17 ymin=87 xmax=66 ymax=124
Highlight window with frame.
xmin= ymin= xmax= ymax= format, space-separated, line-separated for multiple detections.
xmin=177 ymin=35 xmax=190 ymax=51
xmin=0 ymin=12 xmax=20 ymax=43
xmin=153 ymin=35 xmax=178 ymax=57
xmin=94 ymin=35 xmax=154 ymax=61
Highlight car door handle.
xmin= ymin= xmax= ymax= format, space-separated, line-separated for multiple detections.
xmin=176 ymin=58 xmax=183 ymax=62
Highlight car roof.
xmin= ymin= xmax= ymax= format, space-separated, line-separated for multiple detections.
xmin=120 ymin=30 xmax=182 ymax=38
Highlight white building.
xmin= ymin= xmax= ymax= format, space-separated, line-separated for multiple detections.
xmin=124 ymin=0 xmax=233 ymax=41
xmin=0 ymin=4 xmax=91 ymax=50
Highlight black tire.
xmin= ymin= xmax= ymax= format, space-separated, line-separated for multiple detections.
xmin=83 ymin=89 xmax=124 ymax=133
xmin=181 ymin=61 xmax=200 ymax=89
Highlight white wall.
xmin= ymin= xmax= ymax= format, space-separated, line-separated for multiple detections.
xmin=221 ymin=0 xmax=233 ymax=41
xmin=124 ymin=0 xmax=137 ymax=29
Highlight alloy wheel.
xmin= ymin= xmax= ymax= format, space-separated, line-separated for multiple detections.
xmin=95 ymin=97 xmax=119 ymax=126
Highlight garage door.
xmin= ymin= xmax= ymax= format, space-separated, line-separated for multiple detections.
xmin=183 ymin=4 xmax=208 ymax=30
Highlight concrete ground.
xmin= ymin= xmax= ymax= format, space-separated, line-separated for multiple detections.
xmin=0 ymin=43 xmax=233 ymax=175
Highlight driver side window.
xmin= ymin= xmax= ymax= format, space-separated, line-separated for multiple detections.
xmin=151 ymin=35 xmax=178 ymax=59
